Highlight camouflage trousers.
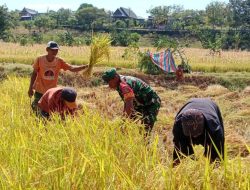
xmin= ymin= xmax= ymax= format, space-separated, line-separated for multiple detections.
xmin=134 ymin=93 xmax=161 ymax=134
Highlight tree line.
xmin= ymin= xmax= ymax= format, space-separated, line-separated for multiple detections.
xmin=0 ymin=0 xmax=249 ymax=50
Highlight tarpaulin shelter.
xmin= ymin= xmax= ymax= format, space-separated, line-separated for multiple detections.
xmin=147 ymin=49 xmax=177 ymax=73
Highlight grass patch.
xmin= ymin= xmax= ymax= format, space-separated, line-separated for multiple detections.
xmin=202 ymin=72 xmax=250 ymax=90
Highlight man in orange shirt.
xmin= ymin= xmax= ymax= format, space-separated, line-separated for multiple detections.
xmin=28 ymin=41 xmax=88 ymax=112
xmin=38 ymin=87 xmax=78 ymax=119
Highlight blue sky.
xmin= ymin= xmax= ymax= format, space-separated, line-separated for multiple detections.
xmin=3 ymin=0 xmax=229 ymax=18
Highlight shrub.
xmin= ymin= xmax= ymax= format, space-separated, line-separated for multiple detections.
xmin=19 ymin=36 xmax=29 ymax=46
xmin=197 ymin=29 xmax=226 ymax=55
xmin=32 ymin=31 xmax=43 ymax=44
xmin=85 ymin=35 xmax=92 ymax=46
xmin=138 ymin=52 xmax=162 ymax=75
xmin=58 ymin=31 xmax=75 ymax=46
xmin=114 ymin=20 xmax=126 ymax=28
xmin=122 ymin=43 xmax=140 ymax=61
xmin=111 ymin=30 xmax=140 ymax=47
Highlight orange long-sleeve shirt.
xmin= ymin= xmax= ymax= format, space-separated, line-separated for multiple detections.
xmin=38 ymin=87 xmax=75 ymax=116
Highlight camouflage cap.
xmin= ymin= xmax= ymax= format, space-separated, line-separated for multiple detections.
xmin=102 ymin=68 xmax=117 ymax=82
xmin=181 ymin=109 xmax=205 ymax=137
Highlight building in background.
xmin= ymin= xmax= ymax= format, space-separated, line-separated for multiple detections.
xmin=20 ymin=7 xmax=38 ymax=20
xmin=112 ymin=7 xmax=138 ymax=20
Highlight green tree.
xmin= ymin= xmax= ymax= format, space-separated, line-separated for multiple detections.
xmin=148 ymin=5 xmax=195 ymax=30
xmin=111 ymin=30 xmax=130 ymax=46
xmin=22 ymin=20 xmax=34 ymax=33
xmin=34 ymin=15 xmax=56 ymax=32
xmin=0 ymin=5 xmax=11 ymax=39
xmin=228 ymin=0 xmax=249 ymax=28
xmin=78 ymin=3 xmax=93 ymax=10
xmin=176 ymin=10 xmax=205 ymax=30
xmin=56 ymin=8 xmax=73 ymax=26
xmin=9 ymin=10 xmax=20 ymax=29
xmin=47 ymin=9 xmax=77 ymax=28
xmin=46 ymin=10 xmax=58 ymax=26
xmin=232 ymin=31 xmax=241 ymax=50
xmin=59 ymin=31 xmax=74 ymax=46
xmin=197 ymin=29 xmax=226 ymax=55
xmin=147 ymin=6 xmax=171 ymax=26
xmin=67 ymin=15 xmax=78 ymax=28
xmin=111 ymin=30 xmax=140 ymax=46
xmin=206 ymin=1 xmax=228 ymax=29
xmin=75 ymin=3 xmax=108 ymax=30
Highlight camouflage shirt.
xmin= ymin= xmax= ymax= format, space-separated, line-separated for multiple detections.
xmin=116 ymin=75 xmax=158 ymax=106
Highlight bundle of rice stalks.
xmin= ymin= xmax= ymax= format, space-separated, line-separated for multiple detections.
xmin=84 ymin=34 xmax=111 ymax=77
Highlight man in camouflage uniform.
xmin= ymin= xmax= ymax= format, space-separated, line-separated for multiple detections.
xmin=102 ymin=68 xmax=161 ymax=135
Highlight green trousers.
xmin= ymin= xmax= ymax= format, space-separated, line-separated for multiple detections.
xmin=31 ymin=92 xmax=43 ymax=113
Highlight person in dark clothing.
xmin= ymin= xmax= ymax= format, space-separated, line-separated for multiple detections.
xmin=102 ymin=68 xmax=161 ymax=135
xmin=172 ymin=98 xmax=224 ymax=166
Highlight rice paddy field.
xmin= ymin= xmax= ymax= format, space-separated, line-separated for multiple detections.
xmin=0 ymin=42 xmax=250 ymax=189
xmin=0 ymin=42 xmax=250 ymax=72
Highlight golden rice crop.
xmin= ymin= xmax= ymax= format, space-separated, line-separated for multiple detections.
xmin=83 ymin=35 xmax=111 ymax=77
xmin=0 ymin=42 xmax=250 ymax=72
xmin=0 ymin=75 xmax=249 ymax=189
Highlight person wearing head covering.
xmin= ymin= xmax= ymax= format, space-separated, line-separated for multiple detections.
xmin=38 ymin=87 xmax=78 ymax=119
xmin=28 ymin=41 xmax=88 ymax=113
xmin=175 ymin=65 xmax=184 ymax=81
xmin=102 ymin=68 xmax=161 ymax=135
xmin=172 ymin=98 xmax=224 ymax=166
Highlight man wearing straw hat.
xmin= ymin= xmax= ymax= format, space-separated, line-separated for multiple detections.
xmin=172 ymin=98 xmax=224 ymax=166
xmin=28 ymin=41 xmax=88 ymax=113
xmin=102 ymin=68 xmax=161 ymax=136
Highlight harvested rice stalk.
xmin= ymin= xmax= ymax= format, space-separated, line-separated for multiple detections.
xmin=84 ymin=34 xmax=111 ymax=77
